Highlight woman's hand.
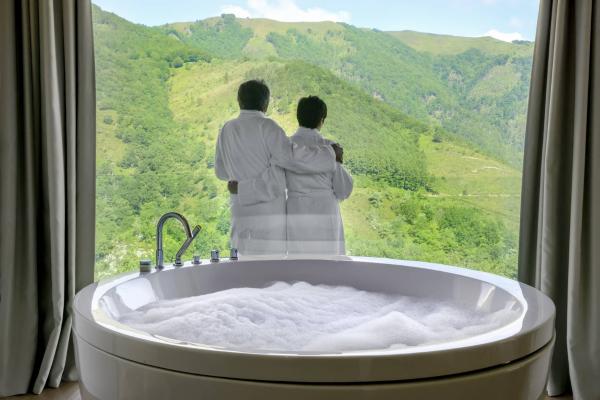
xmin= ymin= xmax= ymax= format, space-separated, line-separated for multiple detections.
xmin=331 ymin=143 xmax=344 ymax=164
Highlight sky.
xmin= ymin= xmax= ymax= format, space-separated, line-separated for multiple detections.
xmin=92 ymin=0 xmax=540 ymax=42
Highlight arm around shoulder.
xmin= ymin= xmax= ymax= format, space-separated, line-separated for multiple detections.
xmin=266 ymin=120 xmax=336 ymax=174
xmin=333 ymin=163 xmax=353 ymax=200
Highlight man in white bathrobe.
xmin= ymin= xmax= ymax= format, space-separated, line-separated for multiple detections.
xmin=232 ymin=96 xmax=353 ymax=255
xmin=215 ymin=80 xmax=341 ymax=255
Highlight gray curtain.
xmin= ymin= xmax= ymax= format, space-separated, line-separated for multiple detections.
xmin=519 ymin=0 xmax=600 ymax=399
xmin=0 ymin=0 xmax=95 ymax=396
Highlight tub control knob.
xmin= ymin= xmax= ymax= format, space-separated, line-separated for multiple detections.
xmin=210 ymin=249 xmax=220 ymax=263
xmin=230 ymin=248 xmax=238 ymax=261
xmin=192 ymin=255 xmax=202 ymax=265
xmin=139 ymin=259 xmax=152 ymax=273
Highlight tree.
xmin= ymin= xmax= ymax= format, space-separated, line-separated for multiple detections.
xmin=172 ymin=56 xmax=184 ymax=68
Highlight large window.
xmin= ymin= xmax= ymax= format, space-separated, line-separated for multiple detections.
xmin=93 ymin=1 xmax=538 ymax=279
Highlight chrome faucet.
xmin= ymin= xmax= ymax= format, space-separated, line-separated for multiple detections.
xmin=156 ymin=212 xmax=201 ymax=270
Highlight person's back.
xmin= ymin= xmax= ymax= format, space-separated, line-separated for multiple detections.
xmin=286 ymin=96 xmax=353 ymax=255
xmin=217 ymin=113 xmax=287 ymax=255
xmin=218 ymin=111 xmax=286 ymax=187
xmin=286 ymin=128 xmax=333 ymax=195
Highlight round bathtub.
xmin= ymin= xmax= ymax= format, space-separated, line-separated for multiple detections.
xmin=73 ymin=257 xmax=555 ymax=400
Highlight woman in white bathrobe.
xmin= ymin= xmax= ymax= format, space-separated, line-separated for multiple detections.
xmin=215 ymin=81 xmax=339 ymax=256
xmin=285 ymin=96 xmax=353 ymax=255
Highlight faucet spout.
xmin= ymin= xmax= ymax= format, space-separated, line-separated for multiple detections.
xmin=156 ymin=212 xmax=199 ymax=269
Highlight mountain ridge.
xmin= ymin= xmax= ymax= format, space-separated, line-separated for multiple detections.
xmin=164 ymin=15 xmax=532 ymax=47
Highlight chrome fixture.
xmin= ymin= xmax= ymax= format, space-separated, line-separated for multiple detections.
xmin=139 ymin=259 xmax=152 ymax=273
xmin=192 ymin=255 xmax=202 ymax=265
xmin=156 ymin=212 xmax=201 ymax=270
xmin=210 ymin=249 xmax=220 ymax=263
xmin=229 ymin=248 xmax=239 ymax=261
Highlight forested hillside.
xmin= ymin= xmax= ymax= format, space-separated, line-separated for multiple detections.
xmin=165 ymin=16 xmax=533 ymax=166
xmin=93 ymin=6 xmax=526 ymax=279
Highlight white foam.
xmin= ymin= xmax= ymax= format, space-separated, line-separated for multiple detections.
xmin=117 ymin=281 xmax=519 ymax=352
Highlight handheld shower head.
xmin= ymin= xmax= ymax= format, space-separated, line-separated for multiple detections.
xmin=175 ymin=225 xmax=202 ymax=266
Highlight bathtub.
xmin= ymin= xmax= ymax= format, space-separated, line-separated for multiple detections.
xmin=73 ymin=257 xmax=555 ymax=400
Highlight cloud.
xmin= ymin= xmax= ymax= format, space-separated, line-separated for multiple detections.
xmin=221 ymin=5 xmax=253 ymax=18
xmin=484 ymin=29 xmax=524 ymax=42
xmin=221 ymin=0 xmax=351 ymax=22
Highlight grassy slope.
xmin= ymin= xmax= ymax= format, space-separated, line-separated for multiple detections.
xmin=388 ymin=30 xmax=534 ymax=56
xmin=169 ymin=17 xmax=344 ymax=39
xmin=420 ymin=136 xmax=521 ymax=229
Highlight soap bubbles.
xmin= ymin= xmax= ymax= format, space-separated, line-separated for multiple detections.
xmin=118 ymin=281 xmax=519 ymax=352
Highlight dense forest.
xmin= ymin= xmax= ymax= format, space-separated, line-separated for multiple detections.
xmin=93 ymin=6 xmax=530 ymax=280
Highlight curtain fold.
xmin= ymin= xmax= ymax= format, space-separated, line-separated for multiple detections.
xmin=519 ymin=0 xmax=600 ymax=398
xmin=0 ymin=0 xmax=95 ymax=396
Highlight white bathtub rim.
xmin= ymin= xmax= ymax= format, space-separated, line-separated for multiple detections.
xmin=91 ymin=256 xmax=548 ymax=357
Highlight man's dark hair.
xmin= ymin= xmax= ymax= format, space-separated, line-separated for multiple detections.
xmin=297 ymin=96 xmax=327 ymax=129
xmin=237 ymin=80 xmax=270 ymax=112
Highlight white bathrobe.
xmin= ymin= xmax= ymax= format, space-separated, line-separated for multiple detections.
xmin=214 ymin=111 xmax=336 ymax=255
xmin=285 ymin=127 xmax=353 ymax=255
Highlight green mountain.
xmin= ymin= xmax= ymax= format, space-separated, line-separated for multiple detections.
xmin=164 ymin=16 xmax=533 ymax=166
xmin=92 ymin=5 xmax=522 ymax=279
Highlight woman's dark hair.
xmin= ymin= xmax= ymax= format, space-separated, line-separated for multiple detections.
xmin=297 ymin=96 xmax=327 ymax=129
xmin=237 ymin=80 xmax=270 ymax=112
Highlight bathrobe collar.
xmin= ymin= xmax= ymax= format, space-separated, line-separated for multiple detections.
xmin=239 ymin=110 xmax=265 ymax=118
xmin=295 ymin=126 xmax=322 ymax=138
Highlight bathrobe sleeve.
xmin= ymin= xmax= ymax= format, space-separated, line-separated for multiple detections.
xmin=332 ymin=163 xmax=353 ymax=200
xmin=236 ymin=121 xmax=336 ymax=206
xmin=214 ymin=128 xmax=229 ymax=181
xmin=265 ymin=120 xmax=336 ymax=175
xmin=237 ymin=164 xmax=286 ymax=206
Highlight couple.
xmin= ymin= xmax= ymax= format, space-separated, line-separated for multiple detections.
xmin=214 ymin=80 xmax=353 ymax=256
